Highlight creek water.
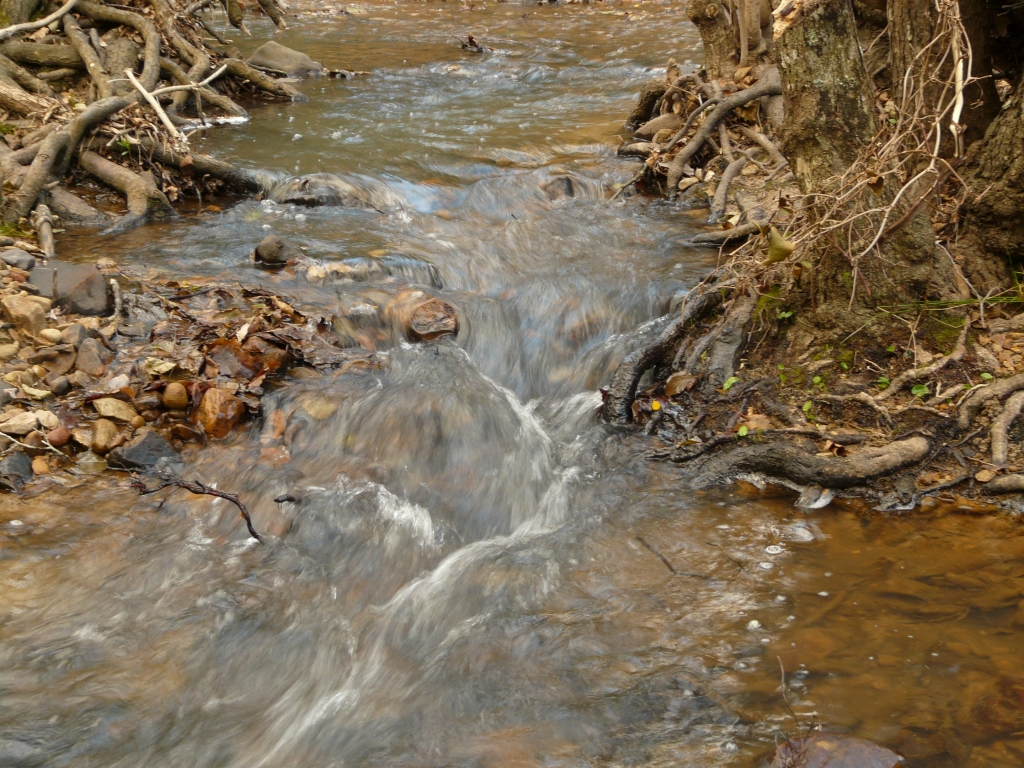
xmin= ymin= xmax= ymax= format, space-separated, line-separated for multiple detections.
xmin=1 ymin=3 xmax=1023 ymax=767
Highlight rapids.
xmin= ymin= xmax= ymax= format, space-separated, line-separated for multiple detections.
xmin=0 ymin=3 xmax=1021 ymax=767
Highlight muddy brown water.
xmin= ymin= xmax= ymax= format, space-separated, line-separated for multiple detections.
xmin=1 ymin=3 xmax=1022 ymax=766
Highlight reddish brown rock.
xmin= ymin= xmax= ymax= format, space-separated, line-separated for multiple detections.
xmin=198 ymin=388 xmax=245 ymax=439
xmin=386 ymin=289 xmax=459 ymax=342
xmin=161 ymin=382 xmax=190 ymax=410
xmin=46 ymin=425 xmax=70 ymax=448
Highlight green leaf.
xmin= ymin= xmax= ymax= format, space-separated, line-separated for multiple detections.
xmin=840 ymin=362 xmax=849 ymax=371
xmin=777 ymin=310 xmax=794 ymax=320
xmin=801 ymin=400 xmax=813 ymax=413
xmin=911 ymin=384 xmax=929 ymax=398
xmin=980 ymin=372 xmax=994 ymax=381
xmin=777 ymin=364 xmax=785 ymax=371
xmin=812 ymin=375 xmax=822 ymax=385
xmin=722 ymin=376 xmax=739 ymax=391
xmin=737 ymin=424 xmax=749 ymax=437
xmin=886 ymin=344 xmax=896 ymax=353
xmin=876 ymin=376 xmax=890 ymax=390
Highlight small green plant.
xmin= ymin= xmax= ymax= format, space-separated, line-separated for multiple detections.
xmin=980 ymin=372 xmax=994 ymax=381
xmin=911 ymin=384 xmax=929 ymax=398
xmin=886 ymin=344 xmax=897 ymax=354
xmin=801 ymin=400 xmax=815 ymax=422
xmin=117 ymin=137 xmax=132 ymax=156
xmin=778 ymin=310 xmax=794 ymax=320
xmin=737 ymin=425 xmax=749 ymax=437
xmin=722 ymin=376 xmax=739 ymax=392
xmin=876 ymin=376 xmax=890 ymax=390
xmin=840 ymin=361 xmax=849 ymax=371
xmin=777 ymin=364 xmax=786 ymax=386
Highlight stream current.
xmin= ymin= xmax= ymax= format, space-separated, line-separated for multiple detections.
xmin=2 ymin=3 xmax=1024 ymax=766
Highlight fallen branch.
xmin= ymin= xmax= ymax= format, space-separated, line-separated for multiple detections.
xmin=131 ymin=471 xmax=264 ymax=543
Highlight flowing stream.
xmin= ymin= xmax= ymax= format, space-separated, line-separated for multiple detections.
xmin=1 ymin=3 xmax=1023 ymax=766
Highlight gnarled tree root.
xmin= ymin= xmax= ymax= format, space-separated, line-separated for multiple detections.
xmin=989 ymin=390 xmax=1024 ymax=466
xmin=958 ymin=372 xmax=1024 ymax=430
xmin=79 ymin=149 xmax=174 ymax=232
xmin=687 ymin=436 xmax=931 ymax=489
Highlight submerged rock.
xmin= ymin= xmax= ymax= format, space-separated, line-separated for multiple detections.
xmin=0 ymin=451 xmax=33 ymax=490
xmin=248 ymin=41 xmax=325 ymax=77
xmin=770 ymin=734 xmax=901 ymax=768
xmin=269 ymin=174 xmax=400 ymax=209
xmin=253 ymin=234 xmax=300 ymax=269
xmin=198 ymin=388 xmax=245 ymax=439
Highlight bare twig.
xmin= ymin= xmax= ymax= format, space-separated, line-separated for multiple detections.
xmin=0 ymin=0 xmax=78 ymax=43
xmin=131 ymin=471 xmax=264 ymax=543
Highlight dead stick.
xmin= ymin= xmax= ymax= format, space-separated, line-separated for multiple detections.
xmin=131 ymin=472 xmax=264 ymax=543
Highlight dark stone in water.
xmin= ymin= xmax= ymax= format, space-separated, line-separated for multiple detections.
xmin=253 ymin=234 xmax=300 ymax=268
xmin=542 ymin=175 xmax=578 ymax=201
xmin=0 ymin=451 xmax=33 ymax=490
xmin=270 ymin=174 xmax=396 ymax=209
xmin=107 ymin=427 xmax=178 ymax=472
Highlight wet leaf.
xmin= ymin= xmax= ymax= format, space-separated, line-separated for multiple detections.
xmin=143 ymin=357 xmax=177 ymax=377
xmin=665 ymin=372 xmax=698 ymax=396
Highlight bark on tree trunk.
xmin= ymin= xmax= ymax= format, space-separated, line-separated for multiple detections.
xmin=686 ymin=0 xmax=736 ymax=82
xmin=775 ymin=0 xmax=875 ymax=192
xmin=957 ymin=81 xmax=1024 ymax=290
xmin=0 ymin=0 xmax=40 ymax=25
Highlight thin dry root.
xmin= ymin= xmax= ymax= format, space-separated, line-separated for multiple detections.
xmin=875 ymin=325 xmax=968 ymax=402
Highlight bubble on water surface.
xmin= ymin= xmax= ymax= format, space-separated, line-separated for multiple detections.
xmin=765 ymin=545 xmax=784 ymax=555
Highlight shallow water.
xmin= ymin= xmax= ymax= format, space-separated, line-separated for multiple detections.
xmin=2 ymin=2 xmax=1023 ymax=766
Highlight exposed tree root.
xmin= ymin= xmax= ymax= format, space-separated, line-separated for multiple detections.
xmin=989 ymin=390 xmax=1024 ymax=466
xmin=874 ymin=325 xmax=968 ymax=401
xmin=687 ymin=436 xmax=931 ymax=489
xmin=957 ymin=373 xmax=1024 ymax=430
xmin=79 ymin=149 xmax=174 ymax=230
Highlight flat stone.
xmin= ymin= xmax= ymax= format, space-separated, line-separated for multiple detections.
xmin=75 ymin=337 xmax=110 ymax=378
xmin=0 ymin=411 xmax=38 ymax=435
xmin=92 ymin=397 xmax=139 ymax=423
xmin=1 ymin=295 xmax=45 ymax=336
xmin=91 ymin=418 xmax=118 ymax=454
xmin=29 ymin=261 xmax=112 ymax=316
xmin=0 ymin=343 xmax=19 ymax=362
xmin=61 ymin=323 xmax=89 ymax=348
xmin=107 ymin=427 xmax=179 ymax=471
xmin=35 ymin=410 xmax=59 ymax=430
xmin=197 ymin=387 xmax=245 ymax=439
xmin=38 ymin=328 xmax=62 ymax=344
xmin=67 ymin=370 xmax=91 ymax=389
xmin=0 ymin=249 xmax=35 ymax=271
xmin=0 ymin=451 xmax=32 ymax=490
xmin=247 ymin=41 xmax=325 ymax=77
xmin=30 ymin=456 xmax=48 ymax=475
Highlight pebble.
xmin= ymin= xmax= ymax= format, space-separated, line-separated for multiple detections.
xmin=130 ymin=415 xmax=145 ymax=429
xmin=198 ymin=388 xmax=244 ymax=439
xmin=35 ymin=410 xmax=59 ymax=430
xmin=50 ymin=375 xmax=70 ymax=396
xmin=162 ymin=382 xmax=190 ymax=410
xmin=38 ymin=329 xmax=62 ymax=345
xmin=60 ymin=323 xmax=88 ymax=348
xmin=92 ymin=397 xmax=139 ymax=423
xmin=30 ymin=456 xmax=48 ymax=475
xmin=46 ymin=425 xmax=70 ymax=448
xmin=91 ymin=418 xmax=119 ymax=454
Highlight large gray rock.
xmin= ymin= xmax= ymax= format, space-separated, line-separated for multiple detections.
xmin=29 ymin=261 xmax=112 ymax=316
xmin=0 ymin=451 xmax=33 ymax=491
xmin=0 ymin=248 xmax=35 ymax=271
xmin=108 ymin=427 xmax=178 ymax=472
xmin=247 ymin=41 xmax=324 ymax=77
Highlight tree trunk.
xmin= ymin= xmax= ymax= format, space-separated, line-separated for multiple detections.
xmin=686 ymin=0 xmax=736 ymax=82
xmin=775 ymin=0 xmax=875 ymax=192
xmin=0 ymin=0 xmax=40 ymax=26
xmin=957 ymin=80 xmax=1024 ymax=291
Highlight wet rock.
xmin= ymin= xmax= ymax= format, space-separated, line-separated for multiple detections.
xmin=30 ymin=456 xmax=48 ymax=475
xmin=29 ymin=260 xmax=112 ymax=316
xmin=386 ymin=290 xmax=459 ymax=341
xmin=75 ymin=337 xmax=110 ymax=377
xmin=107 ymin=427 xmax=178 ymax=471
xmin=770 ymin=733 xmax=901 ymax=768
xmin=92 ymin=397 xmax=139 ymax=423
xmin=0 ymin=411 xmax=38 ymax=435
xmin=20 ymin=431 xmax=45 ymax=456
xmin=0 ymin=249 xmax=35 ymax=271
xmin=77 ymin=450 xmax=106 ymax=474
xmin=634 ymin=112 xmax=684 ymax=140
xmin=247 ymin=41 xmax=325 ymax=77
xmin=0 ymin=451 xmax=33 ymax=490
xmin=0 ymin=342 xmax=19 ymax=362
xmin=541 ymin=175 xmax=579 ymax=201
xmin=38 ymin=328 xmax=62 ymax=345
xmin=161 ymin=382 xmax=190 ymax=410
xmin=198 ymin=388 xmax=245 ymax=439
xmin=1 ymin=295 xmax=46 ymax=336
xmin=253 ymin=234 xmax=300 ymax=268
xmin=306 ymin=255 xmax=443 ymax=289
xmin=61 ymin=322 xmax=89 ymax=348
xmin=91 ymin=418 xmax=119 ymax=454
xmin=35 ymin=410 xmax=58 ymax=430
xmin=270 ymin=173 xmax=399 ymax=209
xmin=67 ymin=370 xmax=92 ymax=389
xmin=955 ymin=676 xmax=1024 ymax=741
xmin=49 ymin=375 xmax=70 ymax=396
xmin=46 ymin=425 xmax=70 ymax=447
